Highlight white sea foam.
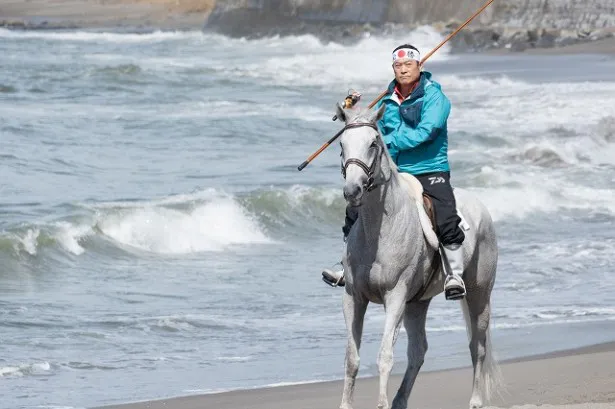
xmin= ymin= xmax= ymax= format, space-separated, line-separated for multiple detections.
xmin=0 ymin=28 xmax=205 ymax=43
xmin=250 ymin=30 xmax=448 ymax=87
xmin=216 ymin=356 xmax=253 ymax=363
xmin=17 ymin=228 xmax=40 ymax=255
xmin=0 ymin=361 xmax=51 ymax=377
xmin=183 ymin=378 xmax=331 ymax=396
xmin=5 ymin=224 xmax=90 ymax=257
xmin=96 ymin=196 xmax=271 ymax=254
xmin=443 ymin=75 xmax=615 ymax=142
xmin=53 ymin=222 xmax=92 ymax=255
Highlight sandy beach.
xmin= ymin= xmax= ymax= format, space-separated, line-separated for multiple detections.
xmin=0 ymin=0 xmax=214 ymax=30
xmin=92 ymin=341 xmax=615 ymax=409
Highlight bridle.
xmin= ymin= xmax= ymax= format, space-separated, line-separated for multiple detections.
xmin=340 ymin=122 xmax=385 ymax=192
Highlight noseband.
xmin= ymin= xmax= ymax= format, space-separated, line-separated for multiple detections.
xmin=341 ymin=122 xmax=384 ymax=192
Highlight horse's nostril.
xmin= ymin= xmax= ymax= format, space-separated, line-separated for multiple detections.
xmin=343 ymin=184 xmax=363 ymax=200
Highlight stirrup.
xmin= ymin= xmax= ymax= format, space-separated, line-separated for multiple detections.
xmin=322 ymin=264 xmax=345 ymax=287
xmin=444 ymin=275 xmax=466 ymax=300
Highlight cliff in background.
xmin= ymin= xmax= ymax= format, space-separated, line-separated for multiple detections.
xmin=204 ymin=0 xmax=615 ymax=51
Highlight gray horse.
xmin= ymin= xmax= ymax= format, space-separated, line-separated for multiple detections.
xmin=331 ymin=104 xmax=500 ymax=409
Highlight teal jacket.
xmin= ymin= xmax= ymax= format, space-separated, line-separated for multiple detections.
xmin=376 ymin=71 xmax=451 ymax=175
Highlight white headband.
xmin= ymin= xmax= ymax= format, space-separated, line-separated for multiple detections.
xmin=392 ymin=48 xmax=420 ymax=63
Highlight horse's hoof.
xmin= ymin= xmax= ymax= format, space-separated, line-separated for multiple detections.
xmin=469 ymin=397 xmax=483 ymax=408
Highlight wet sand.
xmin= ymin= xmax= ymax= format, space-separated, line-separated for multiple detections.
xmin=95 ymin=341 xmax=615 ymax=409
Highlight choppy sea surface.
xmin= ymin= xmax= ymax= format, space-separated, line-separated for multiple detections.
xmin=1 ymin=27 xmax=615 ymax=409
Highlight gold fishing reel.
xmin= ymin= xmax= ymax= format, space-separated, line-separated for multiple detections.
xmin=332 ymin=89 xmax=362 ymax=121
xmin=343 ymin=89 xmax=362 ymax=108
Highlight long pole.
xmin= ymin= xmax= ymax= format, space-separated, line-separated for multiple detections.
xmin=297 ymin=0 xmax=495 ymax=171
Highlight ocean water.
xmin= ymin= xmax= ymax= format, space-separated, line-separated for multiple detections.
xmin=1 ymin=26 xmax=615 ymax=409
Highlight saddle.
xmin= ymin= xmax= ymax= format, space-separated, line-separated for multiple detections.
xmin=398 ymin=173 xmax=470 ymax=243
xmin=422 ymin=194 xmax=437 ymax=231
xmin=397 ymin=173 xmax=439 ymax=249
xmin=397 ymin=173 xmax=470 ymax=301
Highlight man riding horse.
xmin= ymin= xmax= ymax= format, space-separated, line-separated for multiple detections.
xmin=322 ymin=43 xmax=466 ymax=300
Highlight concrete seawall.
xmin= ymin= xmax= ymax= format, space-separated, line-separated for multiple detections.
xmin=204 ymin=0 xmax=615 ymax=50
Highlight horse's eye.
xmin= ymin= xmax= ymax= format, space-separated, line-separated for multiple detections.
xmin=370 ymin=141 xmax=378 ymax=149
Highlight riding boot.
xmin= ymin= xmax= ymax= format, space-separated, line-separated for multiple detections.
xmin=322 ymin=264 xmax=345 ymax=287
xmin=441 ymin=244 xmax=467 ymax=300
xmin=321 ymin=206 xmax=357 ymax=287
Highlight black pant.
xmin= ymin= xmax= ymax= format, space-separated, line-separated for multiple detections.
xmin=415 ymin=171 xmax=465 ymax=246
xmin=342 ymin=171 xmax=465 ymax=246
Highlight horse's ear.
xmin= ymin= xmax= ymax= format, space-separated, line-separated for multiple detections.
xmin=335 ymin=102 xmax=347 ymax=122
xmin=369 ymin=104 xmax=386 ymax=124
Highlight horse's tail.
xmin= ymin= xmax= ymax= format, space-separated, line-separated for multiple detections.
xmin=460 ymin=299 xmax=503 ymax=402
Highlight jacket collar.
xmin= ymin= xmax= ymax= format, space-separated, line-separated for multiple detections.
xmin=386 ymin=71 xmax=432 ymax=102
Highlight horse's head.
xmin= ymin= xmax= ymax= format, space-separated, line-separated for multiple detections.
xmin=336 ymin=103 xmax=390 ymax=207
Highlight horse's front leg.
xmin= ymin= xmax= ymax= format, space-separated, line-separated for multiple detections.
xmin=377 ymin=294 xmax=406 ymax=409
xmin=340 ymin=290 xmax=368 ymax=409
xmin=391 ymin=299 xmax=431 ymax=409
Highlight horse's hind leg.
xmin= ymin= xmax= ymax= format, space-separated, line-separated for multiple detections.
xmin=340 ymin=291 xmax=368 ymax=409
xmin=463 ymin=289 xmax=500 ymax=409
xmin=391 ymin=299 xmax=431 ymax=409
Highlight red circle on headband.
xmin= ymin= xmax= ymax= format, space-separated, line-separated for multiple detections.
xmin=397 ymin=50 xmax=406 ymax=58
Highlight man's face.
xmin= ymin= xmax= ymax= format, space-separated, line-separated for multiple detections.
xmin=393 ymin=59 xmax=421 ymax=86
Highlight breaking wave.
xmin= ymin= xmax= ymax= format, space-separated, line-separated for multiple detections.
xmin=0 ymin=186 xmax=343 ymax=258
xmin=0 ymin=25 xmax=450 ymax=90
xmin=2 ymin=178 xmax=615 ymax=260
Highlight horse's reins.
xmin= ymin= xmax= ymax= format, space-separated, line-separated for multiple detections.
xmin=340 ymin=122 xmax=384 ymax=192
xmin=339 ymin=122 xmax=443 ymax=303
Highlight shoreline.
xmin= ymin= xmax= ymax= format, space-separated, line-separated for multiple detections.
xmin=94 ymin=339 xmax=615 ymax=409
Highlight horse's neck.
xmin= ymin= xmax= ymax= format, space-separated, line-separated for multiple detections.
xmin=358 ymin=172 xmax=417 ymax=240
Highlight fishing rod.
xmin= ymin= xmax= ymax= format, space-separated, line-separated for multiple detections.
xmin=297 ymin=0 xmax=496 ymax=171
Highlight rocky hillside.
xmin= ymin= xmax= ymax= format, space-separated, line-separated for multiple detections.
xmin=204 ymin=0 xmax=615 ymax=51
xmin=383 ymin=0 xmax=615 ymax=29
